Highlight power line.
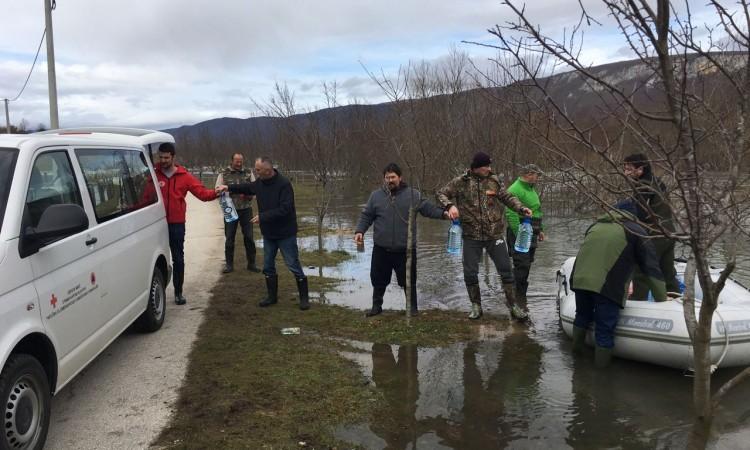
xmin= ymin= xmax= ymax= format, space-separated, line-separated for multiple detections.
xmin=5 ymin=29 xmax=47 ymax=102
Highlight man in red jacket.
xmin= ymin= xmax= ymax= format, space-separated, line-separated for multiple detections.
xmin=155 ymin=142 xmax=218 ymax=305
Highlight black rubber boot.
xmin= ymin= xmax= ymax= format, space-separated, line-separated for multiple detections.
xmin=246 ymin=247 xmax=260 ymax=272
xmin=259 ymin=275 xmax=278 ymax=307
xmin=174 ymin=271 xmax=186 ymax=305
xmin=572 ymin=326 xmax=587 ymax=354
xmin=595 ymin=345 xmax=613 ymax=368
xmin=467 ymin=284 xmax=482 ymax=320
xmin=517 ymin=291 xmax=529 ymax=315
xmin=224 ymin=247 xmax=234 ymax=273
xmin=366 ymin=287 xmax=385 ymax=317
xmin=297 ymin=277 xmax=310 ymax=311
xmin=503 ymin=282 xmax=528 ymax=321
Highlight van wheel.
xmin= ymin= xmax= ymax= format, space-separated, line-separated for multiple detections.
xmin=136 ymin=267 xmax=166 ymax=332
xmin=0 ymin=355 xmax=50 ymax=450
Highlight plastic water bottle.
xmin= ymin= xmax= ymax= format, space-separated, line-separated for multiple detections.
xmin=447 ymin=220 xmax=462 ymax=254
xmin=514 ymin=217 xmax=533 ymax=253
xmin=220 ymin=192 xmax=239 ymax=222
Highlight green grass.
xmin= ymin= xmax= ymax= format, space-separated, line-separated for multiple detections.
xmin=300 ymin=249 xmax=353 ymax=268
xmin=154 ymin=201 xmax=508 ymax=448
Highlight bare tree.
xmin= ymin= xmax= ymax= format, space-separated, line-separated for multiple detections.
xmin=256 ymin=82 xmax=349 ymax=253
xmin=474 ymin=0 xmax=750 ymax=437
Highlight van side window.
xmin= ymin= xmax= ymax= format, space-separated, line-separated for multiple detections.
xmin=76 ymin=149 xmax=157 ymax=222
xmin=25 ymin=151 xmax=84 ymax=228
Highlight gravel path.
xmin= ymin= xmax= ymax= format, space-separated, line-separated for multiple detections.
xmin=46 ymin=196 xmax=224 ymax=450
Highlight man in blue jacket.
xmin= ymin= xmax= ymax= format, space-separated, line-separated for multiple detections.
xmin=355 ymin=163 xmax=448 ymax=317
xmin=217 ymin=156 xmax=309 ymax=310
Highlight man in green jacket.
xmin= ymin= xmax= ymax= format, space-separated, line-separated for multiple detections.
xmin=570 ymin=201 xmax=667 ymax=368
xmin=505 ymin=164 xmax=545 ymax=312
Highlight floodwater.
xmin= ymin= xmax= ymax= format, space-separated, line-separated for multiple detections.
xmin=291 ymin=185 xmax=750 ymax=449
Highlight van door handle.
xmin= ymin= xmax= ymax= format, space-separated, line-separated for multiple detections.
xmin=85 ymin=237 xmax=98 ymax=246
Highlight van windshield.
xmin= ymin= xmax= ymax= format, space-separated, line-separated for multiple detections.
xmin=0 ymin=148 xmax=18 ymax=233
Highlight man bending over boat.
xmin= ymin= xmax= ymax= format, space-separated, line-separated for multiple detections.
xmin=570 ymin=200 xmax=667 ymax=368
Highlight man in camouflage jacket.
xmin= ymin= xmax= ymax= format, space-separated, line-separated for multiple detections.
xmin=437 ymin=151 xmax=532 ymax=320
xmin=215 ymin=153 xmax=259 ymax=273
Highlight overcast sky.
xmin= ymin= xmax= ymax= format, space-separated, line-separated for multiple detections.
xmin=0 ymin=0 xmax=718 ymax=130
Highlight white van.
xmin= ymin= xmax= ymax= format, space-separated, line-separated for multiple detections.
xmin=0 ymin=128 xmax=173 ymax=450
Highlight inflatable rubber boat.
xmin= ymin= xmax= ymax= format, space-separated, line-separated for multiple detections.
xmin=556 ymin=257 xmax=750 ymax=370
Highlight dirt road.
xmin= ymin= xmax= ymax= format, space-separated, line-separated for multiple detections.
xmin=46 ymin=196 xmax=224 ymax=449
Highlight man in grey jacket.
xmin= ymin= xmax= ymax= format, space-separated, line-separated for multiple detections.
xmin=355 ymin=163 xmax=448 ymax=317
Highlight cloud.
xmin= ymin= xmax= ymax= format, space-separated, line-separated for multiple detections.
xmin=0 ymin=0 xmax=720 ymax=129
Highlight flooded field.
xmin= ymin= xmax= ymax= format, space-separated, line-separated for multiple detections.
xmin=288 ymin=185 xmax=750 ymax=449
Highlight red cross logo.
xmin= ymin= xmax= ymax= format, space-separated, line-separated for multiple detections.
xmin=50 ymin=294 xmax=58 ymax=308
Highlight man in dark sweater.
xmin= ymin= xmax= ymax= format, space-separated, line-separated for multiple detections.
xmin=355 ymin=163 xmax=448 ymax=317
xmin=623 ymin=153 xmax=679 ymax=298
xmin=216 ymin=156 xmax=309 ymax=310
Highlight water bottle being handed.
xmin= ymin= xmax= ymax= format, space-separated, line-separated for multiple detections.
xmin=514 ymin=216 xmax=533 ymax=253
xmin=219 ymin=192 xmax=239 ymax=222
xmin=447 ymin=220 xmax=462 ymax=254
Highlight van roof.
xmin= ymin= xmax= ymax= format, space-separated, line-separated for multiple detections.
xmin=0 ymin=127 xmax=174 ymax=149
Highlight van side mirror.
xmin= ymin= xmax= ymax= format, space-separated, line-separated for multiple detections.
xmin=19 ymin=204 xmax=89 ymax=258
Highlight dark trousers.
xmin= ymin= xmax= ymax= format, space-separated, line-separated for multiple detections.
xmin=262 ymin=236 xmax=305 ymax=278
xmin=462 ymin=237 xmax=514 ymax=286
xmin=371 ymin=245 xmax=418 ymax=307
xmin=506 ymin=229 xmax=537 ymax=297
xmin=632 ymin=237 xmax=679 ymax=298
xmin=168 ymin=223 xmax=186 ymax=295
xmin=224 ymin=207 xmax=256 ymax=267
xmin=573 ymin=290 xmax=621 ymax=348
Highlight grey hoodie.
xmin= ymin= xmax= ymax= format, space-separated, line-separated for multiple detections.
xmin=355 ymin=183 xmax=446 ymax=251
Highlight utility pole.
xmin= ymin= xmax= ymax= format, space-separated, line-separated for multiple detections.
xmin=3 ymin=99 xmax=10 ymax=134
xmin=44 ymin=0 xmax=59 ymax=129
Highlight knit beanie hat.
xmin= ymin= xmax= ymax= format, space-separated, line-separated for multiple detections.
xmin=470 ymin=151 xmax=492 ymax=169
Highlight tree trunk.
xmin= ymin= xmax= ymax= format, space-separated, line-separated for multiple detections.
xmin=405 ymin=205 xmax=416 ymax=321
xmin=317 ymin=212 xmax=324 ymax=253
xmin=692 ymin=324 xmax=713 ymax=420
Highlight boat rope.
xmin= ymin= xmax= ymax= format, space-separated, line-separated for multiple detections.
xmin=712 ymin=309 xmax=730 ymax=373
xmin=674 ymin=297 xmax=730 ymax=373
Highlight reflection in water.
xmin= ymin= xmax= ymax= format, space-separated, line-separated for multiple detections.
xmin=339 ymin=329 xmax=551 ymax=449
xmin=371 ymin=344 xmax=419 ymax=449
xmin=338 ymin=328 xmax=750 ymax=449
xmin=316 ymin=190 xmax=750 ymax=448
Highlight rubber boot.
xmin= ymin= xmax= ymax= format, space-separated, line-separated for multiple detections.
xmin=174 ymin=271 xmax=186 ymax=305
xmin=259 ymin=275 xmax=278 ymax=307
xmin=223 ymin=247 xmax=234 ymax=273
xmin=595 ymin=345 xmax=613 ymax=368
xmin=517 ymin=291 xmax=529 ymax=315
xmin=467 ymin=284 xmax=483 ymax=320
xmin=246 ymin=249 xmax=260 ymax=272
xmin=297 ymin=277 xmax=310 ymax=311
xmin=366 ymin=287 xmax=385 ymax=317
xmin=572 ymin=326 xmax=587 ymax=354
xmin=503 ymin=282 xmax=529 ymax=321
